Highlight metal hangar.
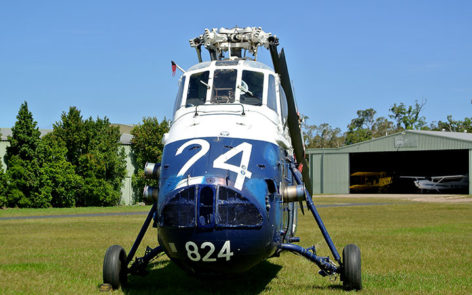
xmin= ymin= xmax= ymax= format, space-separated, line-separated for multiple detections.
xmin=307 ymin=130 xmax=472 ymax=194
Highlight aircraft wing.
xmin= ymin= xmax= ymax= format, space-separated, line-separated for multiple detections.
xmin=399 ymin=176 xmax=426 ymax=180
xmin=430 ymin=175 xmax=466 ymax=181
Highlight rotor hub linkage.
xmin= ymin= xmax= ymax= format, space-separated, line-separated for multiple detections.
xmin=190 ymin=27 xmax=278 ymax=60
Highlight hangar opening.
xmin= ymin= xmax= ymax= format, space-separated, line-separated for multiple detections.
xmin=349 ymin=149 xmax=469 ymax=194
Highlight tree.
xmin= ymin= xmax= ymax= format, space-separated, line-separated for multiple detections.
xmin=302 ymin=117 xmax=343 ymax=148
xmin=372 ymin=116 xmax=396 ymax=138
xmin=433 ymin=115 xmax=472 ymax=133
xmin=130 ymin=117 xmax=169 ymax=201
xmin=5 ymin=102 xmax=41 ymax=165
xmin=52 ymin=107 xmax=127 ymax=206
xmin=389 ymin=100 xmax=427 ymax=130
xmin=35 ymin=134 xmax=82 ymax=207
xmin=51 ymin=106 xmax=86 ymax=167
xmin=0 ymin=131 xmax=6 ymax=207
xmin=4 ymin=102 xmax=44 ymax=207
xmin=344 ymin=108 xmax=376 ymax=145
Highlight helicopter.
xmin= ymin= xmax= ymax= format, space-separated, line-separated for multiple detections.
xmin=102 ymin=27 xmax=362 ymax=291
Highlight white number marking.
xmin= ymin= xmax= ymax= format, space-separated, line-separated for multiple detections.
xmin=175 ymin=139 xmax=253 ymax=190
xmin=184 ymin=241 xmax=233 ymax=262
xmin=176 ymin=139 xmax=210 ymax=176
xmin=201 ymin=242 xmax=217 ymax=262
xmin=213 ymin=142 xmax=253 ymax=190
xmin=185 ymin=241 xmax=201 ymax=261
xmin=217 ymin=240 xmax=234 ymax=261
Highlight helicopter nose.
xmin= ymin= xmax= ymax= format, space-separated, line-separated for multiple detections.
xmin=158 ymin=184 xmax=272 ymax=274
xmin=159 ymin=184 xmax=263 ymax=229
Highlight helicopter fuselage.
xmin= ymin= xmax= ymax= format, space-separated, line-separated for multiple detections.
xmin=156 ymin=60 xmax=297 ymax=274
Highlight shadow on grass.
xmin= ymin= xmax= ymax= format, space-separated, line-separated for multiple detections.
xmin=123 ymin=260 xmax=282 ymax=295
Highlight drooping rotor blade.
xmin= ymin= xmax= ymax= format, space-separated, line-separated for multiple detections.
xmin=270 ymin=44 xmax=312 ymax=194
xmin=299 ymin=200 xmax=305 ymax=215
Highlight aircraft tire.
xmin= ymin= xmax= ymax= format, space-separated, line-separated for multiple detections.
xmin=103 ymin=245 xmax=127 ymax=290
xmin=342 ymin=244 xmax=362 ymax=290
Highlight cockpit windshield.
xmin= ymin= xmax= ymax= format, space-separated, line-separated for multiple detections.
xmin=239 ymin=70 xmax=263 ymax=106
xmin=211 ymin=69 xmax=237 ymax=104
xmin=186 ymin=71 xmax=209 ymax=107
xmin=181 ymin=68 xmax=269 ymax=110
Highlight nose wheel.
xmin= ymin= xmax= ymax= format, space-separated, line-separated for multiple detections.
xmin=103 ymin=245 xmax=128 ymax=290
xmin=341 ymin=244 xmax=362 ymax=291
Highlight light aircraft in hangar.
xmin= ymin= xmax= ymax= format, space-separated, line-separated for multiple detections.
xmin=101 ymin=27 xmax=362 ymax=291
xmin=401 ymin=174 xmax=468 ymax=192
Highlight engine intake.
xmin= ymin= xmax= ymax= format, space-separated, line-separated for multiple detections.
xmin=144 ymin=162 xmax=160 ymax=179
xmin=282 ymin=185 xmax=306 ymax=203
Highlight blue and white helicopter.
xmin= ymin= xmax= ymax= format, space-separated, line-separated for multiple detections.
xmin=102 ymin=27 xmax=362 ymax=291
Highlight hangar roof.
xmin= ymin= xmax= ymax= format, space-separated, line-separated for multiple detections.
xmin=408 ymin=130 xmax=472 ymax=141
xmin=307 ymin=130 xmax=472 ymax=154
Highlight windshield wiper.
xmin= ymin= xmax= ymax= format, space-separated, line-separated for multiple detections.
xmin=200 ymin=80 xmax=210 ymax=89
xmin=237 ymin=84 xmax=254 ymax=97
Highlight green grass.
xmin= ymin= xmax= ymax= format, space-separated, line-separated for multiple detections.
xmin=0 ymin=198 xmax=471 ymax=294
xmin=0 ymin=205 xmax=151 ymax=218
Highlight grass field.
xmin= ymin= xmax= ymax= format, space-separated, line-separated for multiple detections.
xmin=0 ymin=197 xmax=471 ymax=294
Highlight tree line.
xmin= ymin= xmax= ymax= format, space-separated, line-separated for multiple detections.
xmin=303 ymin=100 xmax=472 ymax=148
xmin=1 ymin=99 xmax=468 ymax=207
xmin=0 ymin=102 xmax=169 ymax=208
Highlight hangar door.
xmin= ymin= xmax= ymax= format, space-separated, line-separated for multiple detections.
xmin=349 ymin=149 xmax=469 ymax=194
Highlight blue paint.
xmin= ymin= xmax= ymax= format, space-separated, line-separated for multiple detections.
xmin=156 ymin=136 xmax=286 ymax=274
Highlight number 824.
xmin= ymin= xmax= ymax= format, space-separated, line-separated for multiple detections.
xmin=185 ymin=240 xmax=234 ymax=262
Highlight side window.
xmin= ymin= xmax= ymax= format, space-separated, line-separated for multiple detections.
xmin=240 ymin=70 xmax=263 ymax=106
xmin=267 ymin=75 xmax=277 ymax=112
xmin=211 ymin=69 xmax=237 ymax=104
xmin=173 ymin=76 xmax=186 ymax=114
xmin=186 ymin=71 xmax=209 ymax=107
xmin=279 ymin=86 xmax=288 ymax=124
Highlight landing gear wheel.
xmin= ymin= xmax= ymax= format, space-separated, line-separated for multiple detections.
xmin=342 ymin=244 xmax=362 ymax=290
xmin=103 ymin=245 xmax=128 ymax=290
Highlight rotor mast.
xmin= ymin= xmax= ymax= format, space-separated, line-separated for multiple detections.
xmin=189 ymin=27 xmax=277 ymax=61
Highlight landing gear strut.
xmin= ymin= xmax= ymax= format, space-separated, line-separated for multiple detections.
xmin=102 ymin=203 xmax=164 ymax=290
xmin=281 ymin=164 xmax=362 ymax=291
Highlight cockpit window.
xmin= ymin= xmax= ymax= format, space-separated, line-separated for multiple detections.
xmin=186 ymin=71 xmax=209 ymax=107
xmin=211 ymin=69 xmax=237 ymax=104
xmin=279 ymin=86 xmax=288 ymax=124
xmin=267 ymin=74 xmax=277 ymax=112
xmin=240 ymin=70 xmax=263 ymax=106
xmin=173 ymin=76 xmax=186 ymax=114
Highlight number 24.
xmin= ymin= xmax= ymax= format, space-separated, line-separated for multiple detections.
xmin=175 ymin=139 xmax=252 ymax=191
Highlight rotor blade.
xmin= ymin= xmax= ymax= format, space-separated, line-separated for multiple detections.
xmin=276 ymin=49 xmax=312 ymax=194
xmin=299 ymin=200 xmax=305 ymax=215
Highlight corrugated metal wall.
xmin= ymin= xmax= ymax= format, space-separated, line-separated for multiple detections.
xmin=0 ymin=142 xmax=7 ymax=171
xmin=120 ymin=145 xmax=136 ymax=205
xmin=309 ymin=152 xmax=349 ymax=194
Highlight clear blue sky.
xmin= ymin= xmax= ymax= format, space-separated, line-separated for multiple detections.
xmin=1 ymin=1 xmax=471 ymax=131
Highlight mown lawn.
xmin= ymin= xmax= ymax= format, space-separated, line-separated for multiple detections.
xmin=0 ymin=197 xmax=471 ymax=294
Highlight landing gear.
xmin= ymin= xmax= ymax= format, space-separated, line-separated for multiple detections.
xmin=342 ymin=244 xmax=362 ymax=291
xmin=103 ymin=245 xmax=127 ymax=289
xmin=102 ymin=203 xmax=164 ymax=290
xmin=284 ymin=164 xmax=362 ymax=291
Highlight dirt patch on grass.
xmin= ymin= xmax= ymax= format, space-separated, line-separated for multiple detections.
xmin=318 ymin=194 xmax=472 ymax=203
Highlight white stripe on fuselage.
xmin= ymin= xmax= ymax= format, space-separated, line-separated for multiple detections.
xmin=165 ymin=105 xmax=291 ymax=149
